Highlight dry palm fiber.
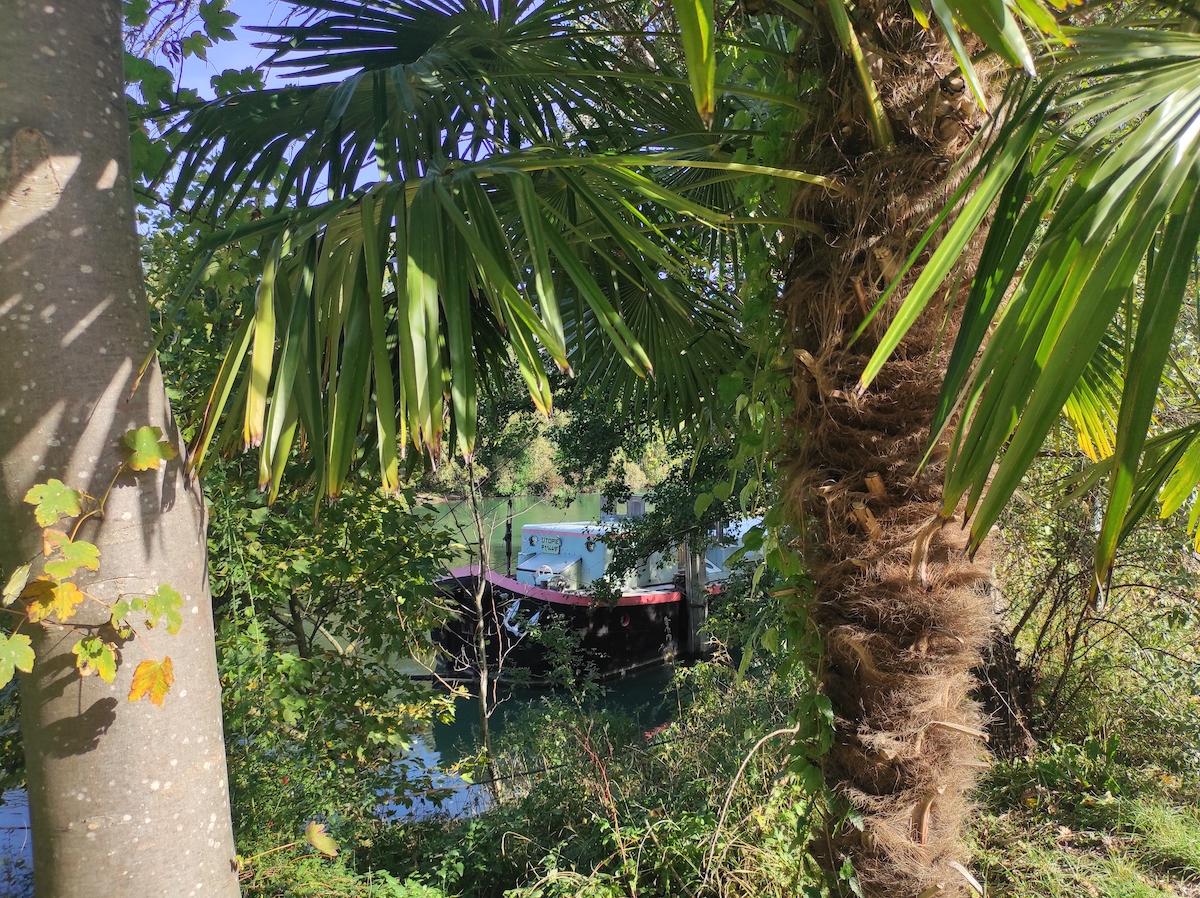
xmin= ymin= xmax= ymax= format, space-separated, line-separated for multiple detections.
xmin=779 ymin=3 xmax=1003 ymax=895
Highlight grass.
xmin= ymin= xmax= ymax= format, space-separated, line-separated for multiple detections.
xmin=1129 ymin=800 xmax=1200 ymax=881
xmin=974 ymin=746 xmax=1200 ymax=898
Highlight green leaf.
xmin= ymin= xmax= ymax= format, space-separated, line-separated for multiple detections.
xmin=827 ymin=0 xmax=894 ymax=147
xmin=947 ymin=0 xmax=1036 ymax=76
xmin=359 ymin=190 xmax=400 ymax=489
xmin=717 ymin=374 xmax=743 ymax=405
xmin=23 ymin=479 xmax=81 ymax=526
xmin=42 ymin=532 xmax=100 ymax=580
xmin=211 ymin=67 xmax=265 ymax=97
xmin=124 ymin=53 xmax=175 ymax=110
xmin=693 ymin=493 xmax=714 ymax=517
xmin=0 ymin=633 xmax=35 ymax=688
xmin=111 ymin=598 xmax=132 ymax=625
xmin=72 ymin=636 xmax=117 ymax=683
xmin=124 ymin=0 xmax=150 ymax=27
xmin=245 ymin=236 xmax=285 ymax=450
xmin=670 ymin=0 xmax=716 ymax=127
xmin=304 ymin=820 xmax=339 ymax=857
xmin=123 ymin=426 xmax=178 ymax=471
xmin=181 ymin=31 xmax=212 ymax=60
xmin=860 ymin=87 xmax=1047 ymax=389
xmin=3 ymin=565 xmax=31 ymax=608
xmin=1093 ymin=177 xmax=1200 ymax=591
xmin=906 ymin=0 xmax=930 ymax=29
xmin=760 ymin=626 xmax=779 ymax=654
xmin=145 ymin=584 xmax=184 ymax=635
xmin=198 ymin=0 xmax=238 ymax=41
xmin=128 ymin=657 xmax=174 ymax=706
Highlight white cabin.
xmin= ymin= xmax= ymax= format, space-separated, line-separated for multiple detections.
xmin=515 ymin=522 xmax=678 ymax=592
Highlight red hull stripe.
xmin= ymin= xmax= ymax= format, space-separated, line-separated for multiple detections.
xmin=443 ymin=566 xmax=683 ymax=607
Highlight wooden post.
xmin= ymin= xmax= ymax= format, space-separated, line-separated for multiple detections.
xmin=681 ymin=538 xmax=710 ymax=656
xmin=504 ymin=496 xmax=514 ymax=576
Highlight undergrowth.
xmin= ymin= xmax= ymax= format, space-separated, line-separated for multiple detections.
xmin=368 ymin=661 xmax=818 ymax=898
xmin=975 ymin=738 xmax=1200 ymax=898
xmin=235 ymin=659 xmax=819 ymax=897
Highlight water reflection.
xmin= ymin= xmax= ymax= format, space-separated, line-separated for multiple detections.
xmin=381 ymin=663 xmax=679 ymax=822
xmin=433 ymin=663 xmax=676 ymax=765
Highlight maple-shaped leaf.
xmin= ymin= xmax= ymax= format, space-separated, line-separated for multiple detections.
xmin=144 ymin=584 xmax=183 ymax=635
xmin=42 ymin=532 xmax=100 ymax=580
xmin=23 ymin=578 xmax=84 ymax=623
xmin=72 ymin=636 xmax=117 ymax=683
xmin=23 ymin=480 xmax=81 ymax=526
xmin=128 ymin=656 xmax=174 ymax=705
xmin=304 ymin=821 xmax=339 ymax=858
xmin=123 ymin=426 xmax=177 ymax=472
xmin=0 ymin=633 xmax=35 ymax=688
xmin=2 ymin=565 xmax=31 ymax=608
xmin=110 ymin=598 xmax=131 ymax=625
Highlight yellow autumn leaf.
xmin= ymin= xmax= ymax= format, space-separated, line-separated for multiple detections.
xmin=23 ymin=577 xmax=84 ymax=623
xmin=128 ymin=657 xmax=174 ymax=706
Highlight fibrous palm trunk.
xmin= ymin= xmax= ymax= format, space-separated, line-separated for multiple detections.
xmin=783 ymin=6 xmax=997 ymax=896
xmin=0 ymin=2 xmax=239 ymax=895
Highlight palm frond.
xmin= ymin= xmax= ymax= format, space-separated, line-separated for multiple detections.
xmin=164 ymin=0 xmax=816 ymax=491
xmin=862 ymin=24 xmax=1200 ymax=589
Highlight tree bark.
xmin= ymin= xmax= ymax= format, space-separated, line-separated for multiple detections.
xmin=784 ymin=7 xmax=997 ymax=896
xmin=0 ymin=2 xmax=239 ymax=895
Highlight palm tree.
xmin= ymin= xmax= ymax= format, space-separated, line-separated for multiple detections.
xmin=164 ymin=1 xmax=1086 ymax=895
xmin=785 ymin=6 xmax=1200 ymax=896
xmin=770 ymin=14 xmax=1004 ymax=898
xmin=164 ymin=0 xmax=815 ymax=496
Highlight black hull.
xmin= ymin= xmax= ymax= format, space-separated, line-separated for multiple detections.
xmin=434 ymin=572 xmax=688 ymax=683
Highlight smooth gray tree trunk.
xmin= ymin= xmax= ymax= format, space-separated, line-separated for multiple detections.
xmin=0 ymin=2 xmax=240 ymax=895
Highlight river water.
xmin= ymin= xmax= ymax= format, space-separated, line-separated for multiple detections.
xmin=433 ymin=662 xmax=676 ymax=764
xmin=388 ymin=662 xmax=678 ymax=821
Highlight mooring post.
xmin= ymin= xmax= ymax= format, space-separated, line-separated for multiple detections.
xmin=681 ymin=537 xmax=710 ymax=656
xmin=504 ymin=496 xmax=514 ymax=576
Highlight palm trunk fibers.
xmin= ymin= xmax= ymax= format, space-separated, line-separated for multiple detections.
xmin=783 ymin=7 xmax=998 ymax=895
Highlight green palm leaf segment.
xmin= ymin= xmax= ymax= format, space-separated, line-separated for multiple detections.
xmin=859 ymin=27 xmax=1200 ymax=594
xmin=168 ymin=0 xmax=821 ymax=500
xmin=670 ymin=0 xmax=716 ymax=127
